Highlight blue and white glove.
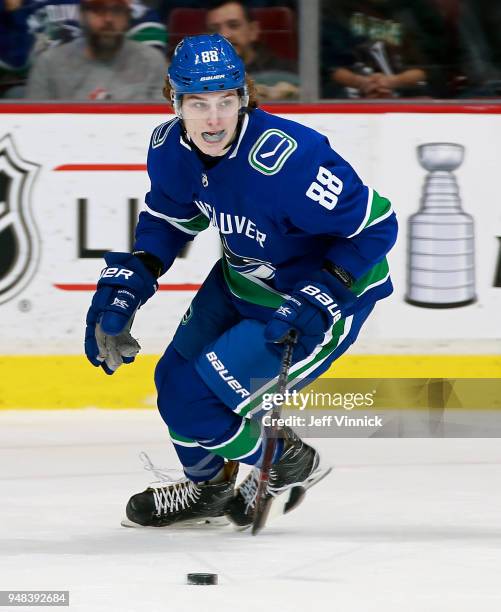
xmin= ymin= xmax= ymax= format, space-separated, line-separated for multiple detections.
xmin=85 ymin=252 xmax=158 ymax=375
xmin=264 ymin=268 xmax=357 ymax=363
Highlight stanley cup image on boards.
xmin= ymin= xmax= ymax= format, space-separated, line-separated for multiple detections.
xmin=406 ymin=143 xmax=476 ymax=308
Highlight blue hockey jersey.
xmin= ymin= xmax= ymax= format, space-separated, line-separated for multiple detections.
xmin=134 ymin=108 xmax=398 ymax=317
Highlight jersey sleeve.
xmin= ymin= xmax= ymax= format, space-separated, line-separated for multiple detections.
xmin=133 ymin=124 xmax=210 ymax=273
xmin=277 ymin=137 xmax=398 ymax=281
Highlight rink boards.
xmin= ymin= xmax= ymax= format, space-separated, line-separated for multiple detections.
xmin=0 ymin=103 xmax=499 ymax=408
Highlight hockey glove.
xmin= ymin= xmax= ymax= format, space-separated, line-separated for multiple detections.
xmin=264 ymin=269 xmax=357 ymax=363
xmin=85 ymin=252 xmax=158 ymax=375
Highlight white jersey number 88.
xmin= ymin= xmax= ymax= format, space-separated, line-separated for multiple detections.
xmin=306 ymin=166 xmax=344 ymax=210
xmin=201 ymin=50 xmax=219 ymax=62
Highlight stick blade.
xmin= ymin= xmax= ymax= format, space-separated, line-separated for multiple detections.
xmin=251 ymin=496 xmax=274 ymax=535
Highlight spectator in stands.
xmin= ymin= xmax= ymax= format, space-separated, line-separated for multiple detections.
xmin=321 ymin=0 xmax=448 ymax=99
xmin=1 ymin=0 xmax=166 ymax=98
xmin=26 ymin=0 xmax=167 ymax=57
xmin=0 ymin=0 xmax=32 ymax=97
xmin=25 ymin=0 xmax=167 ymax=99
xmin=206 ymin=0 xmax=299 ymax=101
xmin=456 ymin=0 xmax=501 ymax=97
xmin=157 ymin=0 xmax=297 ymax=25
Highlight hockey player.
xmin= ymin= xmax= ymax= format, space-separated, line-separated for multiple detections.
xmin=84 ymin=34 xmax=398 ymax=529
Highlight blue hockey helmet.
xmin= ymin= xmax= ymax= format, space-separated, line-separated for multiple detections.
xmin=168 ymin=34 xmax=249 ymax=115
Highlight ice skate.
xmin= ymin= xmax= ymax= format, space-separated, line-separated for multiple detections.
xmin=121 ymin=454 xmax=238 ymax=528
xmin=226 ymin=427 xmax=331 ymax=529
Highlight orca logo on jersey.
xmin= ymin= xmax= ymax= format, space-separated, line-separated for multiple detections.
xmin=221 ymin=235 xmax=276 ymax=280
xmin=0 ymin=135 xmax=40 ymax=305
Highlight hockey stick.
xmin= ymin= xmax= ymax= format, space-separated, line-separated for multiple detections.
xmin=252 ymin=329 xmax=297 ymax=536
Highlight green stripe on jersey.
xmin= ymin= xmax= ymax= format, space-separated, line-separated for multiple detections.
xmin=365 ymin=190 xmax=392 ymax=228
xmin=201 ymin=418 xmax=262 ymax=460
xmin=222 ymin=258 xmax=286 ymax=308
xmin=179 ymin=213 xmax=211 ymax=233
xmin=169 ymin=428 xmax=198 ymax=446
xmin=352 ymin=258 xmax=390 ymax=297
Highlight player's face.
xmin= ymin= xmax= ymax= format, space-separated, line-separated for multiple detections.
xmin=182 ymin=90 xmax=241 ymax=156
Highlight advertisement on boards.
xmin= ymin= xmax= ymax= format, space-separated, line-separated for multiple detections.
xmin=0 ymin=107 xmax=499 ymax=356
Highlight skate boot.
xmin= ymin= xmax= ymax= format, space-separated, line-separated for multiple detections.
xmin=122 ymin=454 xmax=238 ymax=528
xmin=226 ymin=427 xmax=330 ymax=529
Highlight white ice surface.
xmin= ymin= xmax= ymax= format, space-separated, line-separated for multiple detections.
xmin=2 ymin=410 xmax=501 ymax=612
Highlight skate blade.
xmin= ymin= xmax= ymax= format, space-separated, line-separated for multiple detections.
xmin=120 ymin=515 xmax=230 ymax=529
xmin=232 ymin=490 xmax=304 ymax=532
xmin=303 ymin=465 xmax=332 ymax=491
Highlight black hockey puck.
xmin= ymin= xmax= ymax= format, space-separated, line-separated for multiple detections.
xmin=187 ymin=573 xmax=218 ymax=585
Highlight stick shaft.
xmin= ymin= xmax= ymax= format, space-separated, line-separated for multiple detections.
xmin=252 ymin=331 xmax=297 ymax=535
